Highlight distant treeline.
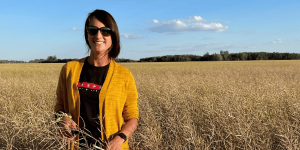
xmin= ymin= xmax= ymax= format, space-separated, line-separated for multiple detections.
xmin=28 ymin=56 xmax=137 ymax=63
xmin=1 ymin=51 xmax=300 ymax=63
xmin=0 ymin=60 xmax=27 ymax=63
xmin=139 ymin=51 xmax=300 ymax=62
xmin=27 ymin=56 xmax=78 ymax=63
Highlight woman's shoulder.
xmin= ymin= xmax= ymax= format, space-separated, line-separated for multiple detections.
xmin=114 ymin=62 xmax=128 ymax=70
xmin=62 ymin=58 xmax=85 ymax=70
xmin=58 ymin=58 xmax=85 ymax=77
xmin=66 ymin=58 xmax=85 ymax=66
xmin=113 ymin=61 xmax=133 ymax=76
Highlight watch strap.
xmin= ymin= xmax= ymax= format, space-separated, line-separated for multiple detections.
xmin=117 ymin=133 xmax=127 ymax=143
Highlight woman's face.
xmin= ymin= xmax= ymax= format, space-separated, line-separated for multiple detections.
xmin=88 ymin=17 xmax=112 ymax=56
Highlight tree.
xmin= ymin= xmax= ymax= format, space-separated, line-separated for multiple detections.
xmin=46 ymin=55 xmax=57 ymax=62
xmin=203 ymin=52 xmax=210 ymax=61
xmin=214 ymin=54 xmax=223 ymax=61
xmin=241 ymin=52 xmax=248 ymax=60
xmin=220 ymin=50 xmax=229 ymax=61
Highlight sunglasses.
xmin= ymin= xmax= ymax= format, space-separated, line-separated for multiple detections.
xmin=87 ymin=26 xmax=112 ymax=36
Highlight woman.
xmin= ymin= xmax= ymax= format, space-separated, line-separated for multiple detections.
xmin=54 ymin=9 xmax=139 ymax=150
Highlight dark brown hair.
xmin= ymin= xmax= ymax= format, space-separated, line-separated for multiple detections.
xmin=84 ymin=9 xmax=120 ymax=59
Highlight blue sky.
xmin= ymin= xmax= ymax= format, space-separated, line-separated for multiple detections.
xmin=0 ymin=0 xmax=299 ymax=61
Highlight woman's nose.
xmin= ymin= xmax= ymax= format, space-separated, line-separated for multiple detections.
xmin=96 ymin=30 xmax=103 ymax=38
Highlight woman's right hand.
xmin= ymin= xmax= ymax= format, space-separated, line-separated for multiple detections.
xmin=59 ymin=116 xmax=78 ymax=140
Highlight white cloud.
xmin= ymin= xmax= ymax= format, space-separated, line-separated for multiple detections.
xmin=71 ymin=27 xmax=80 ymax=31
xmin=153 ymin=19 xmax=159 ymax=23
xmin=149 ymin=16 xmax=228 ymax=33
xmin=271 ymin=39 xmax=283 ymax=44
xmin=185 ymin=16 xmax=204 ymax=22
xmin=120 ymin=33 xmax=143 ymax=39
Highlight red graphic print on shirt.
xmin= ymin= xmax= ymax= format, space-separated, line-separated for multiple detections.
xmin=77 ymin=82 xmax=102 ymax=91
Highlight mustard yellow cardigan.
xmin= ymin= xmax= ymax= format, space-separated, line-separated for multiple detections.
xmin=54 ymin=58 xmax=139 ymax=149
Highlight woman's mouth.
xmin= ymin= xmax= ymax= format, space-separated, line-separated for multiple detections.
xmin=94 ymin=41 xmax=104 ymax=44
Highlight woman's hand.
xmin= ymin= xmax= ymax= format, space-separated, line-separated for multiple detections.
xmin=107 ymin=136 xmax=124 ymax=150
xmin=107 ymin=118 xmax=138 ymax=150
xmin=59 ymin=116 xmax=78 ymax=140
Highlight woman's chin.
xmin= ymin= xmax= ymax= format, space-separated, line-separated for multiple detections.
xmin=90 ymin=49 xmax=109 ymax=56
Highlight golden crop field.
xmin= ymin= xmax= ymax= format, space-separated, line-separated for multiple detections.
xmin=1 ymin=60 xmax=300 ymax=150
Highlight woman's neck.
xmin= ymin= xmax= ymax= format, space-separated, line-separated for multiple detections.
xmin=87 ymin=53 xmax=111 ymax=67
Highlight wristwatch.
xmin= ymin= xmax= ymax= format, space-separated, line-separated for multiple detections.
xmin=117 ymin=133 xmax=127 ymax=143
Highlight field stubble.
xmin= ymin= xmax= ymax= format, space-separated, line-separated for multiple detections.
xmin=0 ymin=60 xmax=300 ymax=149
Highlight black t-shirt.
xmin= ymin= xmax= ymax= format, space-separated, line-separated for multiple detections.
xmin=78 ymin=58 xmax=109 ymax=147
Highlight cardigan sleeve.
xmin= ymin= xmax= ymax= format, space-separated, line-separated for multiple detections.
xmin=122 ymin=72 xmax=139 ymax=121
xmin=54 ymin=64 xmax=68 ymax=113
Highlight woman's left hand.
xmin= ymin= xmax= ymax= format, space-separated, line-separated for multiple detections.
xmin=107 ymin=118 xmax=138 ymax=150
xmin=107 ymin=136 xmax=124 ymax=150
